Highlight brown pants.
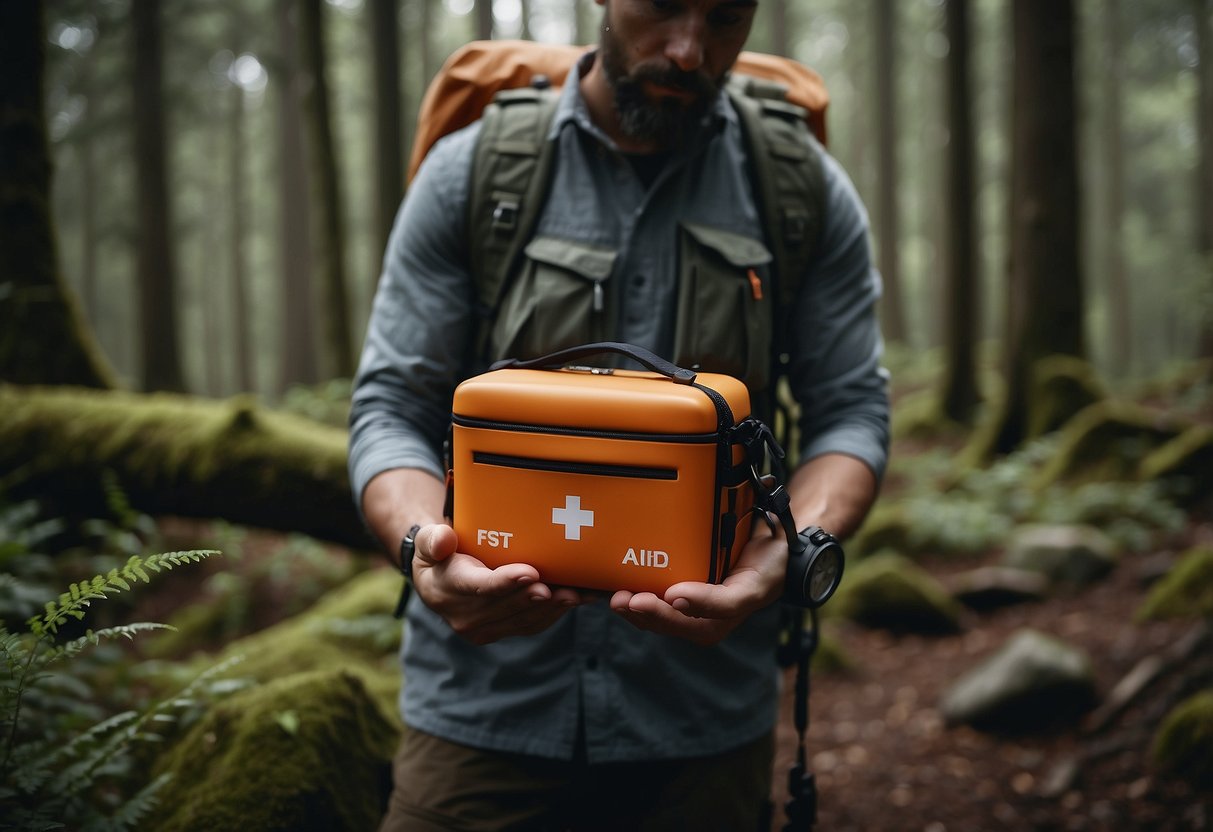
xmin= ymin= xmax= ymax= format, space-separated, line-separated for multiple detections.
xmin=378 ymin=728 xmax=775 ymax=832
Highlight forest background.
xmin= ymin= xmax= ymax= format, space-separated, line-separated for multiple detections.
xmin=2 ymin=0 xmax=1212 ymax=830
xmin=27 ymin=0 xmax=1213 ymax=398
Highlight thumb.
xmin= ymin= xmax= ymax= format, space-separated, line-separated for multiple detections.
xmin=415 ymin=523 xmax=458 ymax=566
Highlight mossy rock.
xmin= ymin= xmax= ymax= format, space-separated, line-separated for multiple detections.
xmin=831 ymin=552 xmax=963 ymax=633
xmin=1032 ymin=400 xmax=1189 ymax=490
xmin=1027 ymin=356 xmax=1107 ymax=440
xmin=848 ymin=504 xmax=912 ymax=559
xmin=1151 ymin=689 xmax=1213 ymax=788
xmin=1138 ymin=425 xmax=1213 ymax=504
xmin=149 ymin=668 xmax=399 ymax=832
xmin=151 ymin=568 xmax=404 ymax=723
xmin=1136 ymin=546 xmax=1213 ymax=622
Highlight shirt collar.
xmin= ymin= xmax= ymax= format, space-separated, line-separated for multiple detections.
xmin=550 ymin=49 xmax=736 ymax=151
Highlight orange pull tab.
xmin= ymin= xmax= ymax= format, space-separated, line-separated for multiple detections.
xmin=747 ymin=268 xmax=763 ymax=301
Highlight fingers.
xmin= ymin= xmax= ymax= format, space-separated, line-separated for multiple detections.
xmin=609 ymin=590 xmax=728 ymax=646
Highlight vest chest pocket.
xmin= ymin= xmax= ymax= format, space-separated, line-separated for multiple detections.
xmin=490 ymin=236 xmax=619 ymax=362
xmin=673 ymin=222 xmax=774 ymax=392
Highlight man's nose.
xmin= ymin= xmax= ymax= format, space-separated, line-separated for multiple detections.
xmin=664 ymin=18 xmax=706 ymax=72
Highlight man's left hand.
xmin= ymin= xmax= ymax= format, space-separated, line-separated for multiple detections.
xmin=609 ymin=522 xmax=786 ymax=645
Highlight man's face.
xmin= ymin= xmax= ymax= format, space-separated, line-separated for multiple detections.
xmin=598 ymin=0 xmax=757 ymax=149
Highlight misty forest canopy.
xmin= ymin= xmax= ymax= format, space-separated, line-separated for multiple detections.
xmin=25 ymin=0 xmax=1213 ymax=404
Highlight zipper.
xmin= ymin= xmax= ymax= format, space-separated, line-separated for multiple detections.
xmin=452 ymin=414 xmax=719 ymax=444
xmin=472 ymin=452 xmax=677 ymax=481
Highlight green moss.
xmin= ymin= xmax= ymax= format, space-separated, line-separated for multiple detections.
xmin=1136 ymin=546 xmax=1213 ymax=622
xmin=149 ymin=669 xmax=399 ymax=832
xmin=1031 ymin=400 xmax=1189 ymax=490
xmin=1151 ymin=689 xmax=1213 ymax=788
xmin=809 ymin=629 xmax=853 ymax=673
xmin=1138 ymin=425 xmax=1213 ymax=503
xmin=848 ymin=504 xmax=912 ymax=559
xmin=1027 ymin=356 xmax=1107 ymax=439
xmin=151 ymin=569 xmax=404 ymax=723
xmin=832 ymin=552 xmax=963 ymax=633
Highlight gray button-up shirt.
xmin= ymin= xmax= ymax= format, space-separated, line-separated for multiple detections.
xmin=349 ymin=54 xmax=889 ymax=763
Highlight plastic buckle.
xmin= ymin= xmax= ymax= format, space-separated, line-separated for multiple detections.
xmin=492 ymin=199 xmax=519 ymax=231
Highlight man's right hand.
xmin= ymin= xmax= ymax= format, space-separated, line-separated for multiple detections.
xmin=410 ymin=523 xmax=584 ymax=645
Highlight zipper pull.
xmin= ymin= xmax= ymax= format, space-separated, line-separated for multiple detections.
xmin=593 ymin=280 xmax=604 ymax=312
xmin=746 ymin=268 xmax=763 ymax=301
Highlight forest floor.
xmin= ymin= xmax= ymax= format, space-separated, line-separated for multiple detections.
xmin=148 ymin=442 xmax=1213 ymax=832
xmin=774 ymin=512 xmax=1213 ymax=832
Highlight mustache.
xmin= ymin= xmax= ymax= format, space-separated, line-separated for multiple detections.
xmin=628 ymin=64 xmax=719 ymax=98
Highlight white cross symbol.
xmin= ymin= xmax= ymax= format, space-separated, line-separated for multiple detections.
xmin=552 ymin=495 xmax=594 ymax=541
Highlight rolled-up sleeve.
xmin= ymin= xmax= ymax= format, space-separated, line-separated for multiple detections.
xmin=789 ymin=146 xmax=891 ymax=480
xmin=348 ymin=124 xmax=481 ymax=508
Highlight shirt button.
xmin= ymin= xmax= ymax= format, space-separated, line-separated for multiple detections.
xmin=632 ymin=274 xmax=646 ymax=288
xmin=585 ymin=655 xmax=599 ymax=670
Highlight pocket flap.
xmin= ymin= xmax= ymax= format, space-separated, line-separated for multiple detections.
xmin=523 ymin=236 xmax=618 ymax=281
xmin=682 ymin=223 xmax=773 ymax=268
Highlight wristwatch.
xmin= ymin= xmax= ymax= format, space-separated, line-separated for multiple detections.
xmin=785 ymin=525 xmax=845 ymax=608
xmin=398 ymin=524 xmax=422 ymax=580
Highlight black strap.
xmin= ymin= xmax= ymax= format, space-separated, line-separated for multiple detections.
xmin=490 ymin=341 xmax=697 ymax=384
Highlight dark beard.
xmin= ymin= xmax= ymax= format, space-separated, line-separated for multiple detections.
xmin=599 ymin=19 xmax=724 ymax=149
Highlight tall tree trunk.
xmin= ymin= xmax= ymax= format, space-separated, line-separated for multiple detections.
xmin=769 ymin=0 xmax=789 ymax=57
xmin=420 ymin=0 xmax=436 ymax=86
xmin=1101 ymin=0 xmax=1131 ymax=375
xmin=990 ymin=0 xmax=1085 ymax=454
xmin=572 ymin=0 xmax=587 ymax=45
xmin=1197 ymin=0 xmax=1213 ymax=360
xmin=274 ymin=0 xmax=319 ymax=392
xmin=299 ymin=0 xmax=354 ymax=379
xmin=228 ymin=79 xmax=254 ymax=392
xmin=369 ymin=0 xmax=404 ymax=263
xmin=874 ymin=0 xmax=908 ymax=344
xmin=131 ymin=0 xmax=185 ymax=392
xmin=0 ymin=0 xmax=115 ymax=388
xmin=940 ymin=0 xmax=981 ymax=423
xmin=476 ymin=0 xmax=493 ymax=41
xmin=519 ymin=0 xmax=532 ymax=40
xmin=79 ymin=88 xmax=99 ymax=324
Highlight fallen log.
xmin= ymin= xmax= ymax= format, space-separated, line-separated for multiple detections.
xmin=0 ymin=385 xmax=374 ymax=551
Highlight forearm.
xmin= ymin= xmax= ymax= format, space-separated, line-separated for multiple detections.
xmin=787 ymin=452 xmax=879 ymax=540
xmin=361 ymin=467 xmax=447 ymax=559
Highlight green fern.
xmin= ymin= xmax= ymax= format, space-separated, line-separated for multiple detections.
xmin=1 ymin=549 xmax=221 ymax=830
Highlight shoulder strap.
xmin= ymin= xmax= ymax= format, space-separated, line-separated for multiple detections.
xmin=468 ymin=83 xmax=561 ymax=365
xmin=726 ymin=85 xmax=826 ymax=375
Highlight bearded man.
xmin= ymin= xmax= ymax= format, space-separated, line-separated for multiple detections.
xmin=349 ymin=1 xmax=889 ymax=828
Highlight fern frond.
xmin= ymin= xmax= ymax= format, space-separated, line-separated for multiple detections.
xmin=25 ymin=551 xmax=218 ymax=637
xmin=97 ymin=771 xmax=173 ymax=832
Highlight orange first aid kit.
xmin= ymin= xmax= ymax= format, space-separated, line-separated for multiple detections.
xmin=449 ymin=343 xmax=767 ymax=595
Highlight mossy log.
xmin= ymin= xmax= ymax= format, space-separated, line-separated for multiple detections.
xmin=0 ymin=385 xmax=373 ymax=550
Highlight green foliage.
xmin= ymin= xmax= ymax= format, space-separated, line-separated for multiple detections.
xmin=1151 ymin=689 xmax=1213 ymax=788
xmin=278 ymin=378 xmax=352 ymax=428
xmin=1136 ymin=546 xmax=1213 ymax=622
xmin=874 ymin=435 xmax=1186 ymax=557
xmin=1 ymin=550 xmax=221 ymax=830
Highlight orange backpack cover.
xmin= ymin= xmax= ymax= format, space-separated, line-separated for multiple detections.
xmin=408 ymin=40 xmax=829 ymax=182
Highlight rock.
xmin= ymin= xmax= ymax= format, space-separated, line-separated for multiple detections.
xmin=149 ymin=669 xmax=399 ymax=832
xmin=1136 ymin=545 xmax=1213 ymax=622
xmin=947 ymin=566 xmax=1050 ymax=611
xmin=1002 ymin=524 xmax=1117 ymax=588
xmin=939 ymin=629 xmax=1097 ymax=731
xmin=1151 ymin=690 xmax=1213 ymax=788
xmin=832 ymin=553 xmax=963 ymax=633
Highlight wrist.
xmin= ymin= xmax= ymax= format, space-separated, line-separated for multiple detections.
xmin=398 ymin=523 xmax=423 ymax=579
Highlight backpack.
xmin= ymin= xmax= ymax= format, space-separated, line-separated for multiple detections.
xmin=410 ymin=40 xmax=829 ymax=448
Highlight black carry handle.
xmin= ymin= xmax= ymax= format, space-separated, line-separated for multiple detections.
xmin=489 ymin=342 xmax=698 ymax=385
